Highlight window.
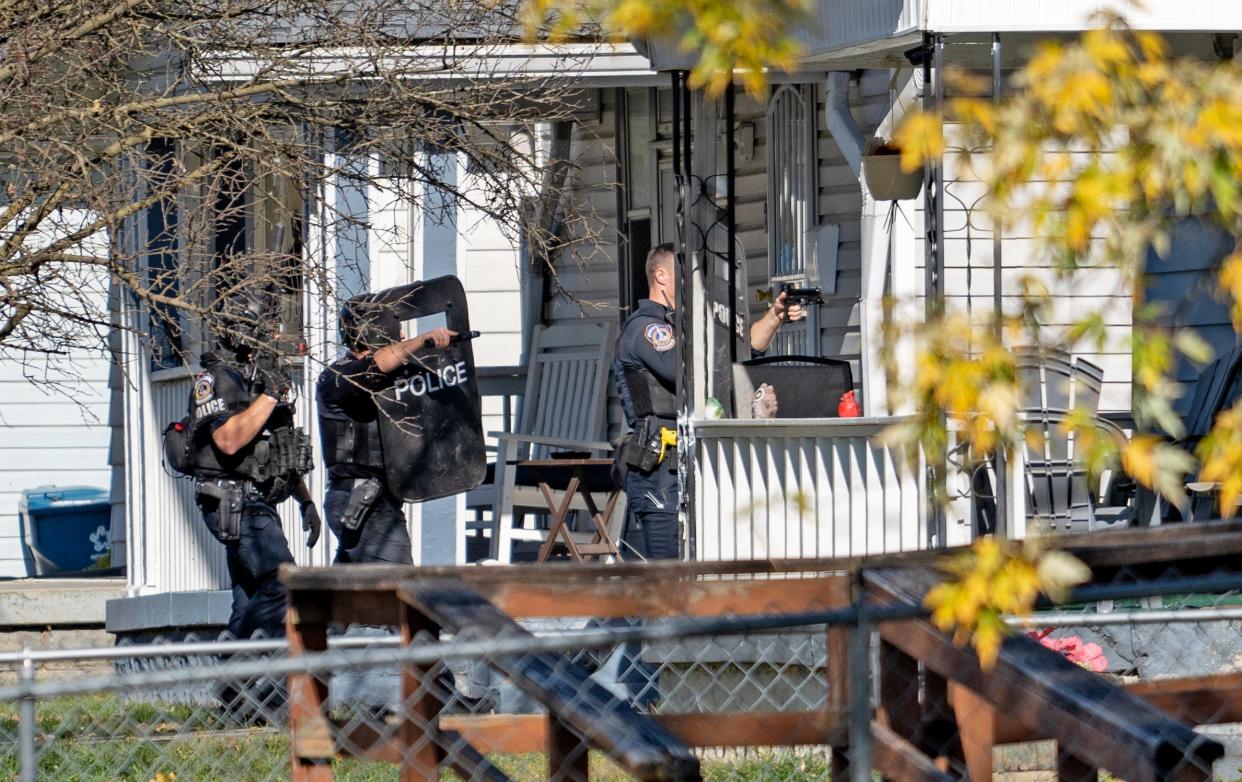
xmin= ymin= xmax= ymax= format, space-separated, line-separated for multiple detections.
xmin=766 ymin=85 xmax=816 ymax=282
xmin=207 ymin=149 xmax=304 ymax=357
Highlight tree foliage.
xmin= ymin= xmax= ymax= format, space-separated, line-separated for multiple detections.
xmin=521 ymin=0 xmax=809 ymax=96
xmin=893 ymin=21 xmax=1242 ymax=517
xmin=925 ymin=535 xmax=1090 ymax=669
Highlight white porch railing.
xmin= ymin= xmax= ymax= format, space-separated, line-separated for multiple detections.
xmin=691 ymin=417 xmax=930 ymax=560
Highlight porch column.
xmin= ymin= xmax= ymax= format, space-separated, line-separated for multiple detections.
xmin=690 ymin=89 xmax=730 ymax=412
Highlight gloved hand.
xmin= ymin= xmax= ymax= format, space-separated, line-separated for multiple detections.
xmin=253 ymin=354 xmax=292 ymax=400
xmin=301 ymin=501 xmax=322 ymax=548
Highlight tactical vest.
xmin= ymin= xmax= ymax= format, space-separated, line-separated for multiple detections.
xmin=615 ymin=310 xmax=677 ymax=425
xmin=177 ymin=357 xmax=313 ymax=504
xmin=618 ymin=362 xmax=677 ymax=421
xmin=319 ymin=415 xmax=385 ymax=470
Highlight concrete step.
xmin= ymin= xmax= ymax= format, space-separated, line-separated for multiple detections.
xmin=0 ymin=577 xmax=126 ymax=627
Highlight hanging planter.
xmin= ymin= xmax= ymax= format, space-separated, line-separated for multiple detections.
xmin=628 ymin=16 xmax=698 ymax=72
xmin=862 ymin=140 xmax=924 ymax=201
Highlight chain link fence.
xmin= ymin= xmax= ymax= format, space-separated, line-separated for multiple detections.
xmin=1 ymin=560 xmax=1241 ymax=780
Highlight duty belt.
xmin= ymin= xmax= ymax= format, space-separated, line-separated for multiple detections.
xmin=194 ymin=478 xmax=262 ymax=542
xmin=195 ymin=477 xmax=262 ymax=499
xmin=623 ymin=416 xmax=678 ymax=473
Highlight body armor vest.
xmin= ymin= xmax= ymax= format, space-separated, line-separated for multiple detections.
xmin=615 ymin=306 xmax=677 ymax=425
xmin=319 ymin=415 xmax=385 ymax=470
xmin=620 ymin=364 xmax=676 ymax=421
xmin=177 ymin=355 xmax=313 ymax=504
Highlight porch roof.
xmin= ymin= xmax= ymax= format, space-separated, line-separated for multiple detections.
xmin=202 ymin=42 xmax=663 ymax=88
xmin=801 ymin=0 xmax=1242 ymax=67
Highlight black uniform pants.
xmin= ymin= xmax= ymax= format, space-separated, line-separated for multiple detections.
xmin=200 ymin=500 xmax=295 ymax=640
xmin=623 ymin=458 xmax=679 ymax=560
xmin=325 ymin=479 xmax=413 ymax=564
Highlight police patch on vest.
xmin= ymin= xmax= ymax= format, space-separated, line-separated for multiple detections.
xmin=194 ymin=373 xmax=215 ymax=404
xmin=644 ymin=323 xmax=675 ymax=352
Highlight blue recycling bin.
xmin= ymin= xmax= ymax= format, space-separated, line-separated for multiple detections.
xmin=20 ymin=486 xmax=112 ymax=576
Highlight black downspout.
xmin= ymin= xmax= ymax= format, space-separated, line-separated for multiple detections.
xmin=671 ymin=72 xmax=681 ymax=209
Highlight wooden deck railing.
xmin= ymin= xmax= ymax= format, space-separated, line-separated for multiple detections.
xmin=281 ymin=521 xmax=1242 ymax=781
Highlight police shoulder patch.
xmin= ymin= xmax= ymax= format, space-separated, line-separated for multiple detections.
xmin=644 ymin=322 xmax=676 ymax=352
xmin=194 ymin=373 xmax=215 ymax=405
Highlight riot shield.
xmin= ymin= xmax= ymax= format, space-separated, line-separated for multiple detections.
xmin=364 ymin=276 xmax=486 ymax=501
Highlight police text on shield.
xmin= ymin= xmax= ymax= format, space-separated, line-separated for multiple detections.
xmin=393 ymin=361 xmax=470 ymax=401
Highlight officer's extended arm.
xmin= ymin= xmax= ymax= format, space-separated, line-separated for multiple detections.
xmin=749 ymin=290 xmax=805 ymax=353
xmin=212 ymin=394 xmax=278 ymax=456
xmin=371 ymin=327 xmax=456 ymax=373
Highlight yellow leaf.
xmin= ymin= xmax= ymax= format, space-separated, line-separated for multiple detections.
xmin=1124 ymin=435 xmax=1194 ymax=508
xmin=1196 ymin=402 xmax=1242 ymax=516
xmin=973 ymin=610 xmax=1007 ymax=671
xmin=1122 ymin=435 xmax=1160 ymax=489
xmin=1083 ymin=28 xmax=1132 ymax=68
xmin=892 ymin=110 xmax=944 ymax=173
xmin=923 ymin=537 xmax=1091 ymax=671
xmin=1036 ymin=551 xmax=1092 ymax=603
xmin=951 ymin=97 xmax=997 ymax=136
xmin=1221 ymin=253 xmax=1242 ymax=330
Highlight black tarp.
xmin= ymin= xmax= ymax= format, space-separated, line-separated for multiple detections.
xmin=365 ymin=276 xmax=486 ymax=501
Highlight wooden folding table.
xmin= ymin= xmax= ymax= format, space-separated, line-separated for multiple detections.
xmin=518 ymin=457 xmax=624 ymax=562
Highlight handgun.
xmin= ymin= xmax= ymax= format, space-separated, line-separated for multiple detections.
xmin=423 ymin=330 xmax=481 ymax=349
xmin=780 ymin=286 xmax=824 ymax=306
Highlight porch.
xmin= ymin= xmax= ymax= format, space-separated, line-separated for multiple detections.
xmin=111 ymin=12 xmax=1242 ymax=634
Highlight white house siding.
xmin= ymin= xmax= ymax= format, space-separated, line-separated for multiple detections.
xmin=923 ymin=0 xmax=1242 ymax=33
xmin=544 ymin=91 xmax=626 ymax=439
xmin=0 ymin=212 xmax=115 ymax=579
xmin=0 ymin=358 xmax=113 ymax=578
xmin=366 ymin=158 xmax=526 ymax=564
xmin=544 ymin=95 xmax=622 ymax=330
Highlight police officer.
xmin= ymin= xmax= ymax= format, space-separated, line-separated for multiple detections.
xmin=615 ymin=244 xmax=803 ymax=560
xmin=316 ymin=300 xmax=455 ymax=564
xmin=187 ymin=294 xmax=319 ymax=640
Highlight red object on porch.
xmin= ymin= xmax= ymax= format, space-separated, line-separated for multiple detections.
xmin=837 ymin=390 xmax=860 ymax=418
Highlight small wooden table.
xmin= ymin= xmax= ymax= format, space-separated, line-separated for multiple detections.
xmin=518 ymin=458 xmax=623 ymax=563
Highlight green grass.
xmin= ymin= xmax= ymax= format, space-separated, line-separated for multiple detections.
xmin=0 ymin=695 xmax=830 ymax=781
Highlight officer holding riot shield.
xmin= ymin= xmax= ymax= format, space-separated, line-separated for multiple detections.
xmin=185 ymin=293 xmax=320 ymax=640
xmin=316 ymin=299 xmax=455 ymax=564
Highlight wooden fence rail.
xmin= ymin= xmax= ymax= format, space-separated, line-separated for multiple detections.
xmin=282 ymin=520 xmax=1242 ymax=781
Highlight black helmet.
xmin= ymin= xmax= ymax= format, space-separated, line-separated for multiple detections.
xmin=216 ymin=290 xmax=272 ymax=356
xmin=340 ymin=297 xmax=400 ymax=352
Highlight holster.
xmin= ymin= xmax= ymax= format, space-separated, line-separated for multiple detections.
xmin=342 ymin=476 xmax=385 ymax=531
xmin=196 ymin=479 xmax=246 ymax=542
xmin=623 ymin=417 xmax=673 ymax=473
